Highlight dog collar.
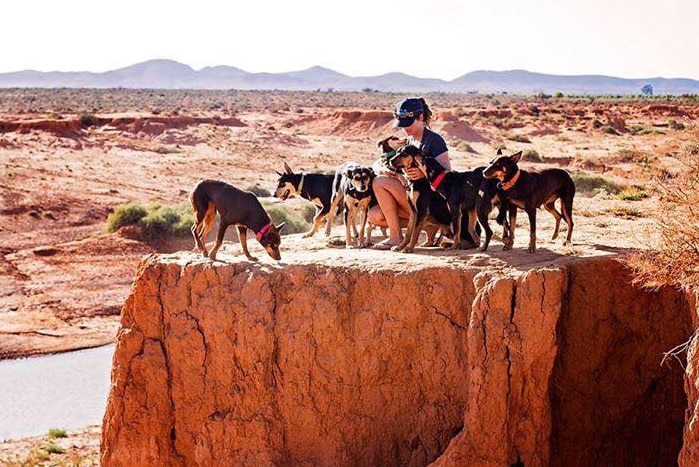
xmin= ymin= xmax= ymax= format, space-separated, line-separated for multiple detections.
xmin=381 ymin=150 xmax=397 ymax=161
xmin=297 ymin=173 xmax=305 ymax=196
xmin=256 ymin=222 xmax=272 ymax=242
xmin=499 ymin=169 xmax=521 ymax=191
xmin=430 ymin=171 xmax=447 ymax=191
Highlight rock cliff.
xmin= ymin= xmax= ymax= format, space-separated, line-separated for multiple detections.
xmin=101 ymin=251 xmax=693 ymax=466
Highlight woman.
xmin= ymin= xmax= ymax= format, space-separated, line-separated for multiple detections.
xmin=368 ymin=97 xmax=451 ymax=250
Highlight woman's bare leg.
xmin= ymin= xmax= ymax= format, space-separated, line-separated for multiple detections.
xmin=368 ymin=175 xmax=410 ymax=245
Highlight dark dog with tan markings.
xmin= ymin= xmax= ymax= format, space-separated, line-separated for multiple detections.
xmin=274 ymin=162 xmax=335 ymax=238
xmin=190 ymin=179 xmax=284 ymax=261
xmin=388 ymin=145 xmax=455 ymax=253
xmin=413 ymin=154 xmax=510 ymax=251
xmin=483 ymin=150 xmax=575 ymax=253
xmin=326 ymin=163 xmax=376 ymax=248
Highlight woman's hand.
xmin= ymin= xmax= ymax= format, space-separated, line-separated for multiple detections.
xmin=406 ymin=167 xmax=425 ymax=180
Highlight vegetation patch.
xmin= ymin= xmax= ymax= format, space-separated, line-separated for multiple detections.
xmin=106 ymin=202 xmax=194 ymax=238
xmin=261 ymin=201 xmax=313 ymax=235
xmin=627 ymin=129 xmax=699 ymax=292
xmin=47 ymin=428 xmax=68 ymax=439
xmin=570 ymin=173 xmax=622 ymax=195
xmin=615 ymin=186 xmax=650 ymax=201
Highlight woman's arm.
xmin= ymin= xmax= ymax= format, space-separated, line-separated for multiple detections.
xmin=435 ymin=151 xmax=451 ymax=171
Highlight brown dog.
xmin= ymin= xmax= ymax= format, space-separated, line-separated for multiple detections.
xmin=190 ymin=179 xmax=285 ymax=261
xmin=483 ymin=150 xmax=575 ymax=253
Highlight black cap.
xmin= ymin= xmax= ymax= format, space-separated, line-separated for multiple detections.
xmin=394 ymin=98 xmax=423 ymax=128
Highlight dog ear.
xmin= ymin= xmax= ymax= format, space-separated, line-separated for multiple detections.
xmin=275 ymin=170 xmax=283 ymax=176
xmin=275 ymin=222 xmax=286 ymax=233
xmin=283 ymin=162 xmax=293 ymax=174
xmin=367 ymin=167 xmax=375 ymax=176
xmin=496 ymin=148 xmax=503 ymax=155
xmin=511 ymin=151 xmax=523 ymax=163
xmin=345 ymin=167 xmax=354 ymax=178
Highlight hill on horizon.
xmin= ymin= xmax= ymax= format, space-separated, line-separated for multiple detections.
xmin=1 ymin=59 xmax=698 ymax=95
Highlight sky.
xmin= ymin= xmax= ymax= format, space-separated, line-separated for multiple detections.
xmin=3 ymin=0 xmax=698 ymax=81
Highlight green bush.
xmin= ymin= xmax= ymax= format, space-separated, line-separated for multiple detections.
xmin=261 ymin=201 xmax=311 ymax=235
xmin=44 ymin=443 xmax=65 ymax=454
xmin=571 ymin=173 xmax=622 ymax=194
xmin=106 ymin=204 xmax=148 ymax=231
xmin=246 ymin=184 xmax=272 ymax=197
xmin=107 ymin=202 xmax=194 ymax=238
xmin=616 ymin=186 xmax=650 ymax=201
xmin=455 ymin=141 xmax=477 ymax=153
xmin=47 ymin=428 xmax=67 ymax=439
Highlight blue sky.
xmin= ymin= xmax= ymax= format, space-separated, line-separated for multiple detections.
xmin=4 ymin=0 xmax=698 ymax=80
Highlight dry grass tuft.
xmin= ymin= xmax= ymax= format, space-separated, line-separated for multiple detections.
xmin=626 ymin=128 xmax=699 ymax=292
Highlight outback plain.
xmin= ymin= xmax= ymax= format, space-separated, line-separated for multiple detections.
xmin=1 ymin=89 xmax=698 ymax=464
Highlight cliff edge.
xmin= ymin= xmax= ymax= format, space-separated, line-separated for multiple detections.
xmin=101 ymin=247 xmax=693 ymax=466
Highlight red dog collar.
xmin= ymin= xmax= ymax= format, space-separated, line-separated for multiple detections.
xmin=430 ymin=171 xmax=447 ymax=191
xmin=499 ymin=170 xmax=521 ymax=191
xmin=256 ymin=222 xmax=272 ymax=242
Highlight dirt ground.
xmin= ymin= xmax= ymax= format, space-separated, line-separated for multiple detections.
xmin=1 ymin=89 xmax=698 ymax=461
xmin=2 ymin=90 xmax=697 ymax=360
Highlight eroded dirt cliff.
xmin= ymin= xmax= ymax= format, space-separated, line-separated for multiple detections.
xmin=101 ymin=252 xmax=693 ymax=466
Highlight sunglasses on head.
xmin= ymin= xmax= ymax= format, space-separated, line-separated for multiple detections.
xmin=394 ymin=108 xmax=422 ymax=119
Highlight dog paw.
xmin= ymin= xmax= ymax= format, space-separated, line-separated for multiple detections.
xmin=246 ymin=255 xmax=259 ymax=261
xmin=502 ymin=244 xmax=512 ymax=251
xmin=527 ymin=246 xmax=536 ymax=253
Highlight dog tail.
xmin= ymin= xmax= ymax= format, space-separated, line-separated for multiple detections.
xmin=495 ymin=206 xmax=508 ymax=226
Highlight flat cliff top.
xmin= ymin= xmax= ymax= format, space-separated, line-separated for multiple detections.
xmin=159 ymin=223 xmax=641 ymax=275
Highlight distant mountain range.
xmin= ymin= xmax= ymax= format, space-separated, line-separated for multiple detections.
xmin=1 ymin=59 xmax=698 ymax=95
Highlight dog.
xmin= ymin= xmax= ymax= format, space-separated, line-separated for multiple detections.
xmin=483 ymin=150 xmax=575 ymax=253
xmin=190 ymin=179 xmax=285 ymax=261
xmin=414 ymin=155 xmax=510 ymax=251
xmin=372 ymin=135 xmax=408 ymax=177
xmin=274 ymin=162 xmax=335 ymax=238
xmin=388 ymin=145 xmax=460 ymax=253
xmin=325 ymin=163 xmax=376 ymax=248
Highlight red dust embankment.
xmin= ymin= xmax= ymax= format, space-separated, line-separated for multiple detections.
xmin=101 ymin=252 xmax=695 ymax=466
xmin=0 ymin=115 xmax=245 ymax=139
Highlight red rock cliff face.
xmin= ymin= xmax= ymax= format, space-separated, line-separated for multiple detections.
xmin=101 ymin=255 xmax=693 ymax=466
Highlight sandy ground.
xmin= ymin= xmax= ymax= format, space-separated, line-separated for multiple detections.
xmin=0 ymin=90 xmax=696 ymax=461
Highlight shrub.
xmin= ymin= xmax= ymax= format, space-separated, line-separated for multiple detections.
xmin=455 ymin=141 xmax=477 ymax=153
xmin=522 ymin=149 xmax=544 ymax=163
xmin=47 ymin=428 xmax=67 ymax=439
xmin=261 ymin=201 xmax=311 ymax=235
xmin=107 ymin=202 xmax=194 ymax=238
xmin=507 ymin=134 xmax=531 ymax=144
xmin=106 ymin=204 xmax=148 ymax=231
xmin=627 ymin=129 xmax=699 ymax=292
xmin=79 ymin=112 xmax=98 ymax=128
xmin=615 ymin=186 xmax=650 ymax=201
xmin=601 ymin=125 xmax=619 ymax=135
xmin=246 ymin=184 xmax=272 ymax=197
xmin=44 ymin=443 xmax=65 ymax=454
xmin=570 ymin=173 xmax=622 ymax=194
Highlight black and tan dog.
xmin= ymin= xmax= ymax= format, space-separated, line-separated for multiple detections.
xmin=325 ymin=163 xmax=376 ymax=248
xmin=274 ymin=162 xmax=335 ymax=238
xmin=414 ymin=155 xmax=509 ymax=251
xmin=483 ymin=150 xmax=575 ymax=253
xmin=388 ymin=145 xmax=458 ymax=253
xmin=190 ymin=179 xmax=284 ymax=261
